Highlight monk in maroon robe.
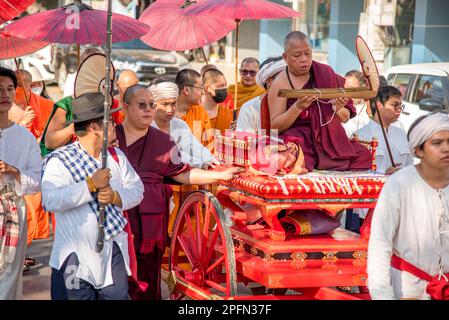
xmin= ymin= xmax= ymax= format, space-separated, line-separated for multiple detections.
xmin=268 ymin=31 xmax=371 ymax=172
xmin=116 ymin=84 xmax=241 ymax=300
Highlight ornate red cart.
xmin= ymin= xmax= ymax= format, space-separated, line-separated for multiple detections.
xmin=165 ymin=133 xmax=386 ymax=300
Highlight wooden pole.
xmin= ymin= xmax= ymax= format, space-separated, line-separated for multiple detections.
xmin=200 ymin=47 xmax=209 ymax=64
xmin=372 ymin=99 xmax=396 ymax=168
xmin=14 ymin=58 xmax=30 ymax=106
xmin=96 ymin=0 xmax=113 ymax=253
xmin=233 ymin=19 xmax=241 ymax=121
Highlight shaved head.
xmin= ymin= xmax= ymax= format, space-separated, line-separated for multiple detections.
xmin=200 ymin=64 xmax=217 ymax=77
xmin=15 ymin=69 xmax=32 ymax=86
xmin=202 ymin=69 xmax=225 ymax=86
xmin=117 ymin=70 xmax=139 ymax=97
xmin=123 ymin=84 xmax=148 ymax=104
xmin=284 ymin=31 xmax=310 ymax=51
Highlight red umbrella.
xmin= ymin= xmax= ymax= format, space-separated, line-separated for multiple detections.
xmin=185 ymin=0 xmax=300 ymax=119
xmin=0 ymin=0 xmax=35 ymax=24
xmin=0 ymin=29 xmax=48 ymax=59
xmin=140 ymin=0 xmax=235 ymax=63
xmin=0 ymin=28 xmax=49 ymax=105
xmin=4 ymin=1 xmax=150 ymax=45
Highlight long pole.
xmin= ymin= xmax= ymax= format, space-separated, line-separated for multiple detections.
xmin=96 ymin=0 xmax=113 ymax=253
xmin=14 ymin=58 xmax=30 ymax=106
xmin=233 ymin=19 xmax=241 ymax=121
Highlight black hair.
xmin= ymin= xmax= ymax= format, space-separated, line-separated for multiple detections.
xmin=123 ymin=84 xmax=148 ymax=104
xmin=371 ymin=85 xmax=402 ymax=115
xmin=74 ymin=117 xmax=103 ymax=137
xmin=0 ymin=66 xmax=18 ymax=88
xmin=175 ymin=69 xmax=201 ymax=91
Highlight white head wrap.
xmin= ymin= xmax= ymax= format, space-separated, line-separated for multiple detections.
xmin=255 ymin=59 xmax=287 ymax=88
xmin=149 ymin=81 xmax=179 ymax=102
xmin=408 ymin=112 xmax=449 ymax=155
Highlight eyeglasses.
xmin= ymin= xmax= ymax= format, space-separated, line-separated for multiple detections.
xmin=187 ymin=85 xmax=204 ymax=92
xmin=137 ymin=102 xmax=156 ymax=110
xmin=392 ymin=104 xmax=406 ymax=112
xmin=240 ymin=69 xmax=257 ymax=77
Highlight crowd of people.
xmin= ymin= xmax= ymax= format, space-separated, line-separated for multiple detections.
xmin=0 ymin=30 xmax=448 ymax=300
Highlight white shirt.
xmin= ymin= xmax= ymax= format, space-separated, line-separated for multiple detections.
xmin=152 ymin=118 xmax=215 ymax=169
xmin=42 ymin=146 xmax=144 ymax=289
xmin=236 ymin=96 xmax=262 ymax=133
xmin=63 ymin=73 xmax=76 ymax=98
xmin=343 ymin=102 xmax=370 ymax=138
xmin=368 ymin=166 xmax=449 ymax=299
xmin=354 ymin=120 xmax=413 ymax=174
xmin=0 ymin=124 xmax=41 ymax=196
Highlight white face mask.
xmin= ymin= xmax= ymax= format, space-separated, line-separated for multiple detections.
xmin=31 ymin=86 xmax=43 ymax=96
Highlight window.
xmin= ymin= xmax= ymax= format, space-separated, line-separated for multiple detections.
xmin=389 ymin=73 xmax=414 ymax=99
xmin=411 ymin=75 xmax=446 ymax=104
xmin=306 ymin=0 xmax=330 ymax=52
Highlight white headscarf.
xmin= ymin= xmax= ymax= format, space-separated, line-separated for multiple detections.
xmin=149 ymin=81 xmax=179 ymax=102
xmin=255 ymin=59 xmax=287 ymax=88
xmin=408 ymin=112 xmax=449 ymax=155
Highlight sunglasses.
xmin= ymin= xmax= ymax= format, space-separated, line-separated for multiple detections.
xmin=240 ymin=69 xmax=257 ymax=77
xmin=137 ymin=102 xmax=156 ymax=110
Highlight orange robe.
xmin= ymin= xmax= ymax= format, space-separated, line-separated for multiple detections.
xmin=209 ymin=103 xmax=233 ymax=134
xmin=181 ymin=104 xmax=212 ymax=147
xmin=228 ymin=83 xmax=265 ymax=114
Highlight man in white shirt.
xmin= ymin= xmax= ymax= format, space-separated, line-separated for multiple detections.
xmin=348 ymin=86 xmax=414 ymax=231
xmin=368 ymin=112 xmax=449 ymax=300
xmin=236 ymin=56 xmax=286 ymax=133
xmin=0 ymin=67 xmax=42 ymax=300
xmin=342 ymin=70 xmax=371 ymax=138
xmin=149 ymin=80 xmax=216 ymax=169
xmin=41 ymin=92 xmax=144 ymax=300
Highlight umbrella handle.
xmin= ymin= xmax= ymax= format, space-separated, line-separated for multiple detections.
xmin=14 ymin=58 xmax=30 ymax=106
xmin=233 ymin=19 xmax=241 ymax=121
xmin=200 ymin=47 xmax=208 ymax=64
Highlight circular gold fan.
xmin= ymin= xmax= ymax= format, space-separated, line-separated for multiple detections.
xmin=74 ymin=53 xmax=115 ymax=98
xmin=356 ymin=35 xmax=380 ymax=93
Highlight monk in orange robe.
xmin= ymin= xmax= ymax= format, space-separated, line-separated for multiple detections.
xmin=228 ymin=57 xmax=265 ymax=114
xmin=175 ymin=69 xmax=213 ymax=147
xmin=202 ymin=68 xmax=234 ymax=137
xmin=12 ymin=69 xmax=52 ymax=247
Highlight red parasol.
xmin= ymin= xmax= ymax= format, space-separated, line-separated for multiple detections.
xmin=0 ymin=0 xmax=35 ymax=24
xmin=4 ymin=1 xmax=150 ymax=45
xmin=0 ymin=28 xmax=50 ymax=105
xmin=139 ymin=0 xmax=235 ymax=62
xmin=185 ymin=0 xmax=300 ymax=119
xmin=0 ymin=29 xmax=48 ymax=60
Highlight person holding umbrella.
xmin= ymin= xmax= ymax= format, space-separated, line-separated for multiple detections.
xmin=41 ymin=92 xmax=144 ymax=300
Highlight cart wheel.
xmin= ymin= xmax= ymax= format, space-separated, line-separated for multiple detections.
xmin=170 ymin=190 xmax=237 ymax=299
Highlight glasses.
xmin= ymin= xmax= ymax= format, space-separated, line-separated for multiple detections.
xmin=240 ymin=69 xmax=257 ymax=77
xmin=187 ymin=85 xmax=204 ymax=92
xmin=137 ymin=102 xmax=156 ymax=110
xmin=392 ymin=104 xmax=405 ymax=112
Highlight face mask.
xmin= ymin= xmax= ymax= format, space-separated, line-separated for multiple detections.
xmin=212 ymin=88 xmax=227 ymax=103
xmin=31 ymin=86 xmax=43 ymax=96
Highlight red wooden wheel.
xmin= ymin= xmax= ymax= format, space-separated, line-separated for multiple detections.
xmin=170 ymin=190 xmax=237 ymax=299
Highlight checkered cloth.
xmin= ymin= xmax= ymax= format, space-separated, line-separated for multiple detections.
xmin=42 ymin=142 xmax=126 ymax=241
xmin=0 ymin=185 xmax=19 ymax=275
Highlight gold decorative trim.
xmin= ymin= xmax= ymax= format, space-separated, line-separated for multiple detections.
xmin=353 ymin=250 xmax=367 ymax=260
xmin=250 ymin=246 xmax=259 ymax=256
xmin=317 ymin=204 xmax=351 ymax=215
xmin=322 ymin=251 xmax=338 ymax=262
xmin=291 ymin=252 xmax=308 ymax=261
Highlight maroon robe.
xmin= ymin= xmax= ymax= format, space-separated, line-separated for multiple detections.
xmin=116 ymin=125 xmax=189 ymax=300
xmin=281 ymin=61 xmax=372 ymax=172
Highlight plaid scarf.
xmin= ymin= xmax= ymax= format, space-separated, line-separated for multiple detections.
xmin=42 ymin=142 xmax=126 ymax=241
xmin=0 ymin=184 xmax=19 ymax=275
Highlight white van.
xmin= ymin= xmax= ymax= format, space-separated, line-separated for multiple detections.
xmin=383 ymin=63 xmax=449 ymax=134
